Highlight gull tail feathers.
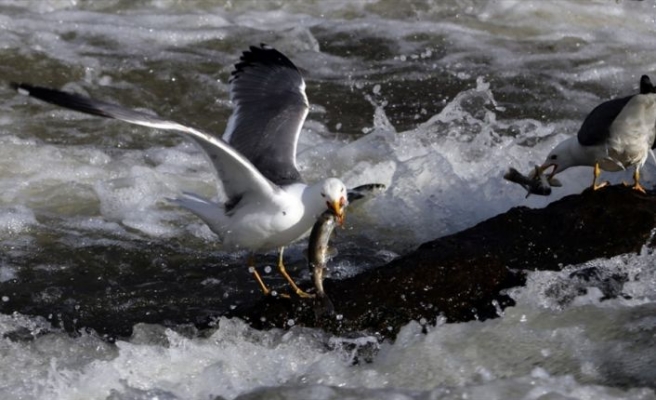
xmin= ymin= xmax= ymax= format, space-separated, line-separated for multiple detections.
xmin=602 ymin=156 xmax=626 ymax=170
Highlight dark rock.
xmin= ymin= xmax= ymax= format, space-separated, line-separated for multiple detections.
xmin=230 ymin=185 xmax=656 ymax=339
xmin=2 ymin=185 xmax=655 ymax=340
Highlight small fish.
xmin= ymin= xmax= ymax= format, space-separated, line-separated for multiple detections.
xmin=308 ymin=210 xmax=338 ymax=318
xmin=504 ymin=166 xmax=562 ymax=198
xmin=306 ymin=182 xmax=385 ymax=317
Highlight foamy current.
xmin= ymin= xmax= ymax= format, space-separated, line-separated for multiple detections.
xmin=1 ymin=1 xmax=656 ymax=399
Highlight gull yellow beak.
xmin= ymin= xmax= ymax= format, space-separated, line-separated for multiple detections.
xmin=538 ymin=163 xmax=557 ymax=180
xmin=330 ymin=197 xmax=347 ymax=226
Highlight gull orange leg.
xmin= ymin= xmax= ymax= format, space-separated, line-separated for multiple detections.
xmin=632 ymin=168 xmax=647 ymax=194
xmin=248 ymin=255 xmax=271 ymax=296
xmin=592 ymin=162 xmax=609 ymax=190
xmin=276 ymin=247 xmax=313 ymax=298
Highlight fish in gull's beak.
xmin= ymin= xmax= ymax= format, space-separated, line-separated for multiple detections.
xmin=328 ymin=196 xmax=347 ymax=226
xmin=538 ymin=163 xmax=558 ymax=180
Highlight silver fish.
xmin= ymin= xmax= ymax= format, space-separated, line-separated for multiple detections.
xmin=306 ymin=182 xmax=385 ymax=316
xmin=308 ymin=210 xmax=338 ymax=318
xmin=504 ymin=166 xmax=562 ymax=198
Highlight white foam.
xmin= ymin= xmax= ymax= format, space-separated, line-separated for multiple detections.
xmin=0 ymin=205 xmax=37 ymax=236
xmin=1 ymin=301 xmax=654 ymax=400
xmin=2 ymin=0 xmax=655 ymax=250
xmin=298 ymin=78 xmax=601 ymax=249
xmin=1 ymin=1 xmax=656 ymax=399
xmin=0 ymin=249 xmax=648 ymax=400
xmin=510 ymin=245 xmax=656 ymax=311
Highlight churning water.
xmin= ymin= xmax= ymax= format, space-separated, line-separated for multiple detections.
xmin=1 ymin=1 xmax=655 ymax=399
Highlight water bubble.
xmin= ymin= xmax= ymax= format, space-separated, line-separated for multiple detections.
xmin=264 ymin=266 xmax=272 ymax=274
xmin=1 ymin=296 xmax=8 ymax=302
xmin=248 ymin=266 xmax=255 ymax=273
xmin=287 ymin=319 xmax=295 ymax=327
xmin=335 ymin=314 xmax=343 ymax=321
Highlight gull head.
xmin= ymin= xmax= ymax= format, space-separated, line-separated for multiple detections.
xmin=538 ymin=137 xmax=580 ymax=179
xmin=319 ymin=178 xmax=348 ymax=225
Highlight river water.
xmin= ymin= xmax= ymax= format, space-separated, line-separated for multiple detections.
xmin=1 ymin=1 xmax=655 ymax=399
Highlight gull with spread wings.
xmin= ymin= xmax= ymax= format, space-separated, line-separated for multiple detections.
xmin=12 ymin=44 xmax=350 ymax=298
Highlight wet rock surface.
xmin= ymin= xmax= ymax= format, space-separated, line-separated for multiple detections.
xmin=2 ymin=185 xmax=655 ymax=340
xmin=230 ymin=185 xmax=656 ymax=339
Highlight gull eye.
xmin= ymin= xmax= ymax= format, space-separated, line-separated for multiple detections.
xmin=550 ymin=155 xmax=557 ymax=160
xmin=321 ymin=192 xmax=326 ymax=198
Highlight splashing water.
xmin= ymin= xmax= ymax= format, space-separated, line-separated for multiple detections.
xmin=1 ymin=1 xmax=656 ymax=399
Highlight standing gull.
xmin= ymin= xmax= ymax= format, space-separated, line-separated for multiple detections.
xmin=11 ymin=44 xmax=348 ymax=297
xmin=539 ymin=75 xmax=656 ymax=192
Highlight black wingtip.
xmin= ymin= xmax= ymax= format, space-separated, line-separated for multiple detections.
xmin=8 ymin=82 xmax=119 ymax=120
xmin=640 ymin=75 xmax=654 ymax=94
xmin=230 ymin=44 xmax=299 ymax=82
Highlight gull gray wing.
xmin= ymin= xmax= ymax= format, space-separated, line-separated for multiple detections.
xmin=223 ymin=44 xmax=308 ymax=186
xmin=11 ymin=83 xmax=276 ymax=202
xmin=577 ymin=95 xmax=633 ymax=146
